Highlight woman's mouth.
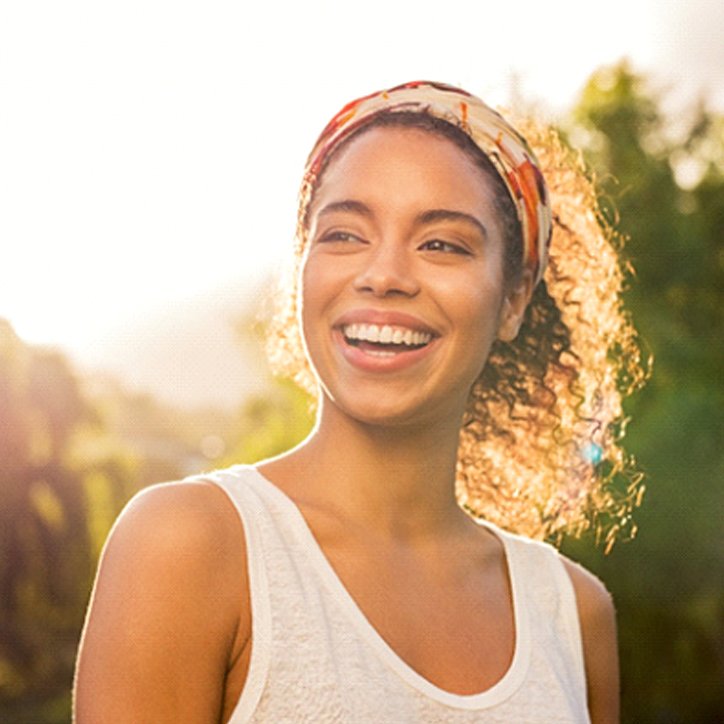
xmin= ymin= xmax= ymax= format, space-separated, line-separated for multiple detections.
xmin=333 ymin=322 xmax=438 ymax=370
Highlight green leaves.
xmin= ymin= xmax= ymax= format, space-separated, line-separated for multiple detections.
xmin=561 ymin=61 xmax=724 ymax=723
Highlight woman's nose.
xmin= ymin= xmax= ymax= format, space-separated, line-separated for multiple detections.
xmin=353 ymin=241 xmax=420 ymax=298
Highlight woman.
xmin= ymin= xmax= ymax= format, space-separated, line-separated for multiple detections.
xmin=74 ymin=81 xmax=646 ymax=722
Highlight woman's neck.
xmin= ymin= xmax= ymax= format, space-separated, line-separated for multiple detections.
xmin=260 ymin=398 xmax=468 ymax=540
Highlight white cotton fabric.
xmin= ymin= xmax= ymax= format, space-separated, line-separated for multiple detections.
xmin=194 ymin=465 xmax=590 ymax=723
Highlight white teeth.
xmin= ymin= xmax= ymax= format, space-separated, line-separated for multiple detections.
xmin=342 ymin=323 xmax=432 ymax=346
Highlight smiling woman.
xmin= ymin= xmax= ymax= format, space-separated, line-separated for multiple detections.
xmin=74 ymin=81 xmax=647 ymax=723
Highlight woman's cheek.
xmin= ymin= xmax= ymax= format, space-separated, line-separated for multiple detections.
xmin=299 ymin=258 xmax=333 ymax=371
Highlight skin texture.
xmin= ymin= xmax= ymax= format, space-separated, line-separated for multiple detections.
xmin=73 ymin=127 xmax=619 ymax=723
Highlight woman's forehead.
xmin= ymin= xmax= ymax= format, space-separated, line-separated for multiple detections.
xmin=309 ymin=126 xmax=495 ymax=214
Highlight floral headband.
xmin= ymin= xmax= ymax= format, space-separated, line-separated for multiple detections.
xmin=304 ymin=80 xmax=552 ymax=287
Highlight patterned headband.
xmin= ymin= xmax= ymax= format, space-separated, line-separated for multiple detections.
xmin=304 ymin=80 xmax=552 ymax=287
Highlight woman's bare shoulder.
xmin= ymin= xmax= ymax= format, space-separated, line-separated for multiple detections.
xmin=560 ymin=555 xmax=614 ymax=618
xmin=113 ymin=479 xmax=245 ymax=556
xmin=74 ymin=479 xmax=249 ymax=723
xmin=97 ymin=480 xmax=249 ymax=597
xmin=92 ymin=478 xmax=250 ymax=634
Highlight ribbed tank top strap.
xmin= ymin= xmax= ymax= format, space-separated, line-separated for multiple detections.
xmin=191 ymin=465 xmax=275 ymax=721
xmin=495 ymin=527 xmax=589 ymax=717
xmin=547 ymin=546 xmax=589 ymax=700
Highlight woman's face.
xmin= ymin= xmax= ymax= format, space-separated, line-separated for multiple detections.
xmin=300 ymin=126 xmax=532 ymax=428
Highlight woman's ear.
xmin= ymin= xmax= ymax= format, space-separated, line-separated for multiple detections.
xmin=497 ymin=269 xmax=535 ymax=342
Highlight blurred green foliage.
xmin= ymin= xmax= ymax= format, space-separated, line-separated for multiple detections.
xmin=559 ymin=61 xmax=724 ymax=723
xmin=0 ymin=323 xmax=240 ymax=722
xmin=0 ymin=61 xmax=721 ymax=723
xmin=221 ymin=378 xmax=314 ymax=466
xmin=0 ymin=320 xmax=137 ymax=722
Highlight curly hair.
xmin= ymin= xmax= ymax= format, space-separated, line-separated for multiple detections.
xmin=266 ymin=110 xmax=650 ymax=549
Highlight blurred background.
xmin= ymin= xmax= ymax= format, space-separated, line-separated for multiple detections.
xmin=1 ymin=1 xmax=722 ymax=722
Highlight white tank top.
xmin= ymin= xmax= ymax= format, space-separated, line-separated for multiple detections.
xmin=197 ymin=465 xmax=590 ymax=723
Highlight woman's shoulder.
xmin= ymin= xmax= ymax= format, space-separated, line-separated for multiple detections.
xmin=95 ymin=476 xmax=249 ymax=630
xmin=74 ymin=478 xmax=250 ymax=721
xmin=557 ymin=554 xmax=617 ymax=671
xmin=490 ymin=525 xmax=613 ymax=604
xmin=104 ymin=477 xmax=250 ymax=624
xmin=499 ymin=531 xmax=619 ymax=720
xmin=103 ymin=478 xmax=251 ymax=615
xmin=488 ymin=525 xmax=615 ymax=635
xmin=558 ymin=553 xmax=620 ymax=722
xmin=557 ymin=554 xmax=614 ymax=619
xmin=106 ymin=478 xmax=246 ymax=571
xmin=119 ymin=476 xmax=241 ymax=529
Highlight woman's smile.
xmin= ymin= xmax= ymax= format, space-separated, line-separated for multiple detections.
xmin=332 ymin=308 xmax=440 ymax=372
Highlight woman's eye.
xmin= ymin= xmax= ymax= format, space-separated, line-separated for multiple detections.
xmin=318 ymin=230 xmax=363 ymax=244
xmin=420 ymin=239 xmax=470 ymax=255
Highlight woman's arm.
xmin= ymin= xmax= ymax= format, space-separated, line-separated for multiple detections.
xmin=562 ymin=558 xmax=620 ymax=724
xmin=73 ymin=481 xmax=249 ymax=724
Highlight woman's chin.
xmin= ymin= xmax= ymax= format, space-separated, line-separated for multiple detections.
xmin=320 ymin=388 xmax=460 ymax=432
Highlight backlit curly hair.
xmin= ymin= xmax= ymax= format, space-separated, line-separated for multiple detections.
xmin=266 ymin=111 xmax=650 ymax=549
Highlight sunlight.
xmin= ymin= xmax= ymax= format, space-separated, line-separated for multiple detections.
xmin=1 ymin=0 xmax=721 ymax=356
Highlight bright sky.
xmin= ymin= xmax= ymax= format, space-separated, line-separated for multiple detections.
xmin=2 ymin=0 xmax=723 ymax=357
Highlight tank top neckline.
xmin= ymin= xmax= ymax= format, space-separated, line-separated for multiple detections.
xmin=242 ymin=464 xmax=532 ymax=710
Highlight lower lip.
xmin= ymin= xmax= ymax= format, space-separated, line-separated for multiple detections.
xmin=333 ymin=328 xmax=438 ymax=373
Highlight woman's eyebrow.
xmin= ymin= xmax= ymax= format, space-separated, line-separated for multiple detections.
xmin=315 ymin=202 xmax=487 ymax=240
xmin=415 ymin=209 xmax=488 ymax=239
xmin=317 ymin=199 xmax=372 ymax=218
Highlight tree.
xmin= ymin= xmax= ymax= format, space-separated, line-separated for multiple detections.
xmin=0 ymin=321 xmax=134 ymax=722
xmin=560 ymin=61 xmax=724 ymax=723
xmin=222 ymin=377 xmax=314 ymax=466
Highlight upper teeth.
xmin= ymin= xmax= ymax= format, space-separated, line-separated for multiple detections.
xmin=342 ymin=323 xmax=432 ymax=346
